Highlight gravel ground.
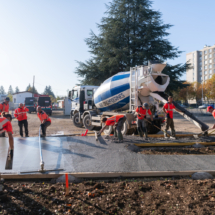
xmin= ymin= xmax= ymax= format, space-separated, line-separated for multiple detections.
xmin=1 ymin=178 xmax=215 ymax=215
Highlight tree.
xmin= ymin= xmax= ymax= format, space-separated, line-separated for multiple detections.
xmin=0 ymin=86 xmax=6 ymax=95
xmin=8 ymin=85 xmax=14 ymax=95
xmin=26 ymin=84 xmax=38 ymax=93
xmin=76 ymin=0 xmax=190 ymax=90
xmin=43 ymin=86 xmax=55 ymax=98
xmin=15 ymin=86 xmax=20 ymax=93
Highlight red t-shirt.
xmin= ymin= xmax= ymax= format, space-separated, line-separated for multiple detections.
xmin=212 ymin=110 xmax=215 ymax=119
xmin=163 ymin=102 xmax=175 ymax=119
xmin=0 ymin=117 xmax=13 ymax=133
xmin=105 ymin=115 xmax=124 ymax=126
xmin=135 ymin=107 xmax=152 ymax=119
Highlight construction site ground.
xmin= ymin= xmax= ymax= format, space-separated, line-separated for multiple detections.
xmin=1 ymin=177 xmax=215 ymax=215
xmin=0 ymin=111 xmax=215 ymax=214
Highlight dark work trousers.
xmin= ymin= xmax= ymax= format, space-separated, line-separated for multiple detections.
xmin=0 ymin=131 xmax=6 ymax=137
xmin=115 ymin=116 xmax=126 ymax=141
xmin=41 ymin=121 xmax=51 ymax=136
xmin=165 ymin=118 xmax=175 ymax=131
xmin=137 ymin=118 xmax=147 ymax=137
xmin=18 ymin=120 xmax=29 ymax=137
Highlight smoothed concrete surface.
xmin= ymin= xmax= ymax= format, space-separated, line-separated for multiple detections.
xmin=1 ymin=136 xmax=215 ymax=176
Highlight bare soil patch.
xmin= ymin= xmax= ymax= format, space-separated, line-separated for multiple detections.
xmin=1 ymin=178 xmax=215 ymax=214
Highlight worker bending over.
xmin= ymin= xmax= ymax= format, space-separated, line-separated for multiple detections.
xmin=162 ymin=96 xmax=182 ymax=137
xmin=0 ymin=112 xmax=14 ymax=158
xmin=14 ymin=103 xmax=29 ymax=137
xmin=99 ymin=115 xmax=126 ymax=143
xmin=0 ymin=97 xmax=10 ymax=137
xmin=207 ymin=106 xmax=215 ymax=128
xmin=135 ymin=103 xmax=153 ymax=138
xmin=37 ymin=106 xmax=51 ymax=137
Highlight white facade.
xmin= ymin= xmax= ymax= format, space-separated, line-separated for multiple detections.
xmin=13 ymin=92 xmax=33 ymax=104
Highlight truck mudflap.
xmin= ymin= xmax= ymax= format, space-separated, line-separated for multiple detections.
xmin=150 ymin=92 xmax=209 ymax=132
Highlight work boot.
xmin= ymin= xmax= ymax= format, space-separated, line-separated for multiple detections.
xmin=118 ymin=132 xmax=123 ymax=142
xmin=138 ymin=131 xmax=143 ymax=138
xmin=171 ymin=129 xmax=176 ymax=137
xmin=164 ymin=130 xmax=168 ymax=138
xmin=143 ymin=132 xmax=148 ymax=139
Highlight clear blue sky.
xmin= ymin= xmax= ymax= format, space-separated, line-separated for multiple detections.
xmin=0 ymin=0 xmax=215 ymax=96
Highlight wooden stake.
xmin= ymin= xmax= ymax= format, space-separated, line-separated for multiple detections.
xmin=65 ymin=173 xmax=69 ymax=196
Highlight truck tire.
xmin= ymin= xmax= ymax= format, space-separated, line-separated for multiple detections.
xmin=103 ymin=125 xmax=113 ymax=135
xmin=73 ymin=113 xmax=83 ymax=128
xmin=83 ymin=115 xmax=94 ymax=130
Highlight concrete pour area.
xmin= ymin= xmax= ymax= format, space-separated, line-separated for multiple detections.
xmin=1 ymin=135 xmax=215 ymax=179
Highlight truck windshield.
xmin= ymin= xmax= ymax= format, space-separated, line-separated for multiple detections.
xmin=38 ymin=97 xmax=51 ymax=107
xmin=72 ymin=90 xmax=78 ymax=99
xmin=25 ymin=98 xmax=35 ymax=105
xmin=87 ymin=90 xmax=93 ymax=96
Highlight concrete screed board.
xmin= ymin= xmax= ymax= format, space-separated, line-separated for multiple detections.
xmin=0 ymin=136 xmax=215 ymax=175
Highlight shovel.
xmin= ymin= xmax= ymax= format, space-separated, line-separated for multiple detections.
xmin=193 ymin=128 xmax=214 ymax=139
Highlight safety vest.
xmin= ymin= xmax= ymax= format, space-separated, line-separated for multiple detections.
xmin=0 ymin=117 xmax=9 ymax=133
xmin=37 ymin=111 xmax=51 ymax=123
xmin=166 ymin=103 xmax=173 ymax=112
xmin=105 ymin=115 xmax=124 ymax=126
xmin=14 ymin=107 xmax=29 ymax=121
xmin=0 ymin=102 xmax=9 ymax=113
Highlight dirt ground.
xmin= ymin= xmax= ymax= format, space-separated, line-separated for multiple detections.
xmin=9 ymin=111 xmax=215 ymax=137
xmin=1 ymin=178 xmax=215 ymax=215
xmin=10 ymin=111 xmax=85 ymax=137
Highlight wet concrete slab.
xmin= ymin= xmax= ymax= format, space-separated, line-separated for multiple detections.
xmin=1 ymin=136 xmax=215 ymax=176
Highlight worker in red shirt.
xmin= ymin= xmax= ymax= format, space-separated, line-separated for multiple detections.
xmin=14 ymin=103 xmax=29 ymax=137
xmin=162 ymin=96 xmax=182 ymax=137
xmin=0 ymin=112 xmax=14 ymax=158
xmin=37 ymin=106 xmax=51 ymax=137
xmin=0 ymin=97 xmax=10 ymax=114
xmin=207 ymin=106 xmax=215 ymax=128
xmin=99 ymin=115 xmax=126 ymax=143
xmin=135 ymin=103 xmax=153 ymax=138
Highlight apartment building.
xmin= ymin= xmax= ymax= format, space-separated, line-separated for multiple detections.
xmin=186 ymin=44 xmax=215 ymax=83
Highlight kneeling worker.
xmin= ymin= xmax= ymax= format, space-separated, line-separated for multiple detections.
xmin=14 ymin=103 xmax=29 ymax=137
xmin=99 ymin=115 xmax=126 ymax=143
xmin=0 ymin=112 xmax=14 ymax=158
xmin=135 ymin=103 xmax=153 ymax=138
xmin=37 ymin=106 xmax=51 ymax=137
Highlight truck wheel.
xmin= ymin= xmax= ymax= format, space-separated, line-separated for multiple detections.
xmin=83 ymin=115 xmax=94 ymax=130
xmin=120 ymin=120 xmax=128 ymax=135
xmin=104 ymin=125 xmax=113 ymax=135
xmin=73 ymin=113 xmax=83 ymax=128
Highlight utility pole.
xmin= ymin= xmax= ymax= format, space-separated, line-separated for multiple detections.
xmin=202 ymin=80 xmax=203 ymax=104
xmin=32 ymin=76 xmax=35 ymax=97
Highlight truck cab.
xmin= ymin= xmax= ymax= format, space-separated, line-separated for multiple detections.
xmin=68 ymin=86 xmax=99 ymax=124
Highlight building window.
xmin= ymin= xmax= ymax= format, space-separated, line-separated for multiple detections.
xmin=200 ymin=77 xmax=202 ymax=81
xmin=209 ymin=49 xmax=212 ymax=53
xmin=200 ymin=67 xmax=202 ymax=70
xmin=205 ymin=55 xmax=207 ymax=59
xmin=205 ymin=66 xmax=207 ymax=69
xmin=209 ymin=70 xmax=212 ymax=74
xmin=204 ymin=61 xmax=207 ymax=64
xmin=199 ymin=52 xmax=202 ymax=56
xmin=204 ymin=71 xmax=207 ymax=74
xmin=210 ymin=59 xmax=212 ymax=63
xmin=210 ymin=75 xmax=212 ymax=78
xmin=199 ymin=62 xmax=202 ymax=65
xmin=210 ymin=54 xmax=212 ymax=58
xmin=210 ymin=65 xmax=212 ymax=69
xmin=205 ymin=76 xmax=207 ymax=80
xmin=205 ymin=51 xmax=207 ymax=54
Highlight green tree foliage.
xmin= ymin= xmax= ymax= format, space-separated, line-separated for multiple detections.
xmin=8 ymin=85 xmax=14 ymax=95
xmin=76 ymin=0 xmax=190 ymax=92
xmin=7 ymin=94 xmax=13 ymax=102
xmin=0 ymin=86 xmax=6 ymax=95
xmin=43 ymin=86 xmax=55 ymax=98
xmin=26 ymin=84 xmax=38 ymax=93
xmin=15 ymin=86 xmax=20 ymax=93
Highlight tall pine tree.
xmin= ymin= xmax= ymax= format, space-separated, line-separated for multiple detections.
xmin=0 ymin=86 xmax=6 ymax=95
xmin=8 ymin=85 xmax=14 ymax=95
xmin=76 ymin=0 xmax=190 ymax=93
xmin=15 ymin=86 xmax=20 ymax=93
xmin=43 ymin=86 xmax=55 ymax=98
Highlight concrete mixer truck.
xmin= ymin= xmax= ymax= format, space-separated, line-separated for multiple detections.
xmin=68 ymin=62 xmax=209 ymax=135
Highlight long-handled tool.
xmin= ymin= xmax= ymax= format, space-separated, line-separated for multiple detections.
xmin=5 ymin=147 xmax=13 ymax=170
xmin=94 ymin=131 xmax=98 ymax=141
xmin=137 ymin=112 xmax=175 ymax=139
xmin=193 ymin=128 xmax=215 ymax=139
